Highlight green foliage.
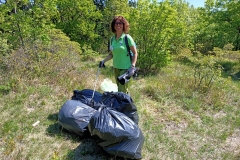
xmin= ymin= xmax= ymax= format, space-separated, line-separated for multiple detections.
xmin=168 ymin=0 xmax=196 ymax=53
xmin=0 ymin=37 xmax=10 ymax=56
xmin=141 ymin=59 xmax=238 ymax=112
xmin=2 ymin=29 xmax=82 ymax=82
xmin=0 ymin=37 xmax=10 ymax=74
xmin=223 ymin=43 xmax=234 ymax=51
xmin=0 ymin=0 xmax=57 ymax=49
xmin=174 ymin=48 xmax=193 ymax=62
xmin=213 ymin=48 xmax=240 ymax=79
xmin=104 ymin=0 xmax=130 ymax=17
xmin=212 ymin=47 xmax=224 ymax=56
xmin=55 ymin=0 xmax=102 ymax=46
xmin=191 ymin=55 xmax=223 ymax=90
xmin=196 ymin=0 xmax=240 ymax=51
xmin=129 ymin=0 xmax=176 ymax=73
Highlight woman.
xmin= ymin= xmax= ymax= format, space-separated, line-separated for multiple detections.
xmin=99 ymin=15 xmax=138 ymax=94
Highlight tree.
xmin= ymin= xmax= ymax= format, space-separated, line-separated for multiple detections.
xmin=54 ymin=0 xmax=102 ymax=46
xmin=128 ymin=0 xmax=181 ymax=73
xmin=198 ymin=0 xmax=240 ymax=51
xmin=167 ymin=0 xmax=196 ymax=53
xmin=0 ymin=0 xmax=58 ymax=50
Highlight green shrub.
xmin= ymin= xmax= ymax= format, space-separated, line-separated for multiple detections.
xmin=223 ymin=43 xmax=234 ymax=51
xmin=0 ymin=37 xmax=10 ymax=56
xmin=190 ymin=55 xmax=223 ymax=90
xmin=2 ymin=29 xmax=82 ymax=78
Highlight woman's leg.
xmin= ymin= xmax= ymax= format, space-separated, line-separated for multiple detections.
xmin=114 ymin=68 xmax=132 ymax=94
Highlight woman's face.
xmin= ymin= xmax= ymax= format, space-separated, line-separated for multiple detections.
xmin=114 ymin=19 xmax=123 ymax=33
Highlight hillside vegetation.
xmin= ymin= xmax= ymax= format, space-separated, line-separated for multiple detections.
xmin=1 ymin=0 xmax=240 ymax=159
xmin=1 ymin=30 xmax=240 ymax=159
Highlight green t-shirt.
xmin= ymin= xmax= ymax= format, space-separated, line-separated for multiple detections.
xmin=110 ymin=33 xmax=135 ymax=69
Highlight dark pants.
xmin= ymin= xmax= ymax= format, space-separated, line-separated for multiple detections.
xmin=114 ymin=68 xmax=132 ymax=94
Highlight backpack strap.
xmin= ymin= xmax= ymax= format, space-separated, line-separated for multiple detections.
xmin=108 ymin=37 xmax=114 ymax=52
xmin=107 ymin=39 xmax=110 ymax=52
xmin=124 ymin=34 xmax=132 ymax=63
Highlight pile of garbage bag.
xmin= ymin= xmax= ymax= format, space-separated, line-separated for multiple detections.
xmin=58 ymin=89 xmax=144 ymax=159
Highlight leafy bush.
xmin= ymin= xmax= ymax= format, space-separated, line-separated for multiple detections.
xmin=175 ymin=48 xmax=193 ymax=63
xmin=187 ymin=54 xmax=222 ymax=90
xmin=0 ymin=37 xmax=10 ymax=56
xmin=212 ymin=48 xmax=240 ymax=79
xmin=223 ymin=43 xmax=234 ymax=51
xmin=176 ymin=51 xmax=224 ymax=91
xmin=3 ymin=29 xmax=81 ymax=77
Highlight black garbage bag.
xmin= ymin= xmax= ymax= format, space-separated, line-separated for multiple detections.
xmin=71 ymin=90 xmax=139 ymax=124
xmin=58 ymin=100 xmax=97 ymax=136
xmin=104 ymin=129 xmax=144 ymax=160
xmin=101 ymin=92 xmax=139 ymax=124
xmin=71 ymin=89 xmax=103 ymax=110
xmin=88 ymin=106 xmax=144 ymax=159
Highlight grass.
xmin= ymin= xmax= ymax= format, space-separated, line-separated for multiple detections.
xmin=0 ymin=51 xmax=240 ymax=160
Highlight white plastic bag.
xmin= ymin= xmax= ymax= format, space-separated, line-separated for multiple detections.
xmin=100 ymin=78 xmax=118 ymax=92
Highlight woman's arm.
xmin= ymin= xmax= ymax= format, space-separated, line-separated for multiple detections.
xmin=130 ymin=46 xmax=138 ymax=67
xmin=103 ymin=52 xmax=113 ymax=63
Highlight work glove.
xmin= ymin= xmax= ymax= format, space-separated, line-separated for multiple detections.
xmin=127 ymin=66 xmax=135 ymax=77
xmin=99 ymin=60 xmax=105 ymax=68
